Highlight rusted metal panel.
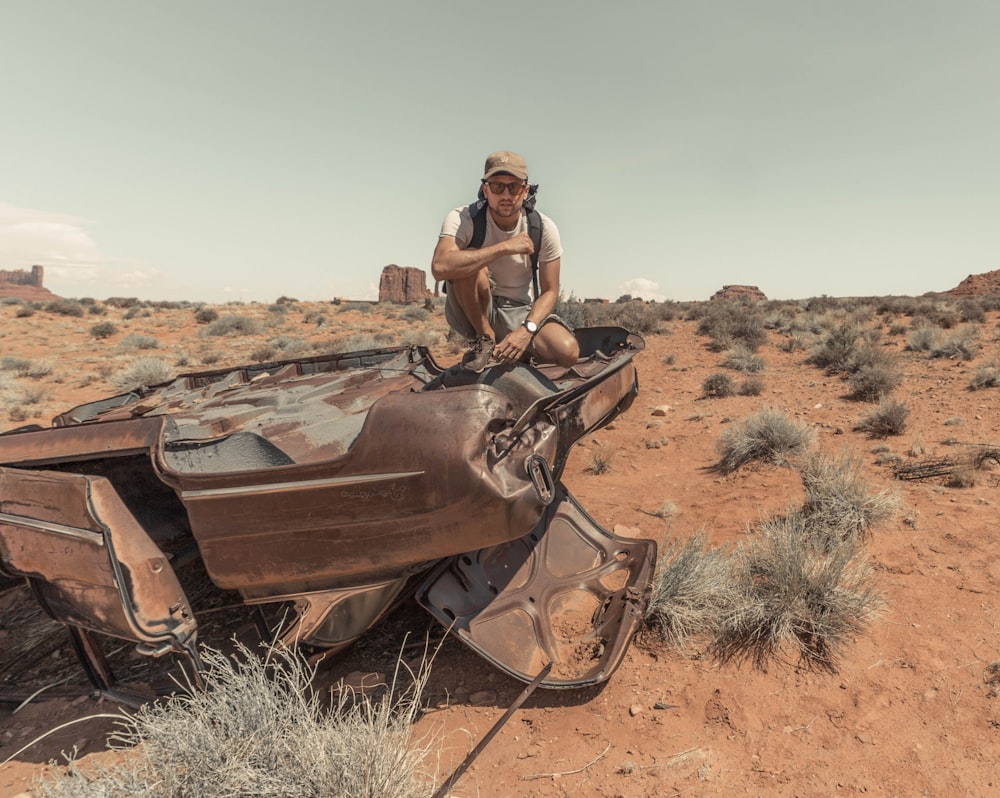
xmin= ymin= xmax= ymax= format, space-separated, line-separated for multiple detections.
xmin=0 ymin=330 xmax=652 ymax=690
xmin=0 ymin=467 xmax=197 ymax=653
xmin=416 ymin=484 xmax=656 ymax=688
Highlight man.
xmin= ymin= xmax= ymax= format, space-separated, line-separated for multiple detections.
xmin=432 ymin=151 xmax=580 ymax=370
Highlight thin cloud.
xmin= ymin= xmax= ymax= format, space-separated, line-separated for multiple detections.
xmin=618 ymin=277 xmax=668 ymax=302
xmin=0 ymin=201 xmax=159 ymax=296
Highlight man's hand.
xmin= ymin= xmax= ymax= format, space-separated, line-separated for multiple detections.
xmin=505 ymin=232 xmax=535 ymax=257
xmin=494 ymin=326 xmax=534 ymax=363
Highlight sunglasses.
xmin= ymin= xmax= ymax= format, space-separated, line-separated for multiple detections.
xmin=482 ymin=180 xmax=526 ymax=195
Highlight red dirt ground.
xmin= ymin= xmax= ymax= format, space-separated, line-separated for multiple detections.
xmin=1 ymin=298 xmax=999 ymax=796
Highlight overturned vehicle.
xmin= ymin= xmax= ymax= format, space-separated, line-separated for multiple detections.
xmin=0 ymin=327 xmax=655 ymax=692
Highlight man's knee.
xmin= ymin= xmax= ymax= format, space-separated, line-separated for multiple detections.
xmin=536 ymin=326 xmax=580 ymax=367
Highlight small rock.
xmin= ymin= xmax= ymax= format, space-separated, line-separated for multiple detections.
xmin=629 ymin=703 xmax=644 ymax=716
xmin=651 ymin=405 xmax=671 ymax=416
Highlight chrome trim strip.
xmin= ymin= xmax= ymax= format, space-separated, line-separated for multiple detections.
xmin=0 ymin=512 xmax=104 ymax=544
xmin=180 ymin=470 xmax=424 ymax=500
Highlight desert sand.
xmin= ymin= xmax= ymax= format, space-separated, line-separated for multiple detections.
xmin=1 ymin=295 xmax=998 ymax=797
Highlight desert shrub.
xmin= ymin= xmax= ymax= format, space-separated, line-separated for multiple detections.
xmin=88 ymin=303 xmax=107 ymax=315
xmin=716 ymin=408 xmax=815 ymax=474
xmin=267 ymin=303 xmax=288 ymax=315
xmin=338 ymin=301 xmax=377 ymax=314
xmin=331 ymin=332 xmax=392 ymax=353
xmin=194 ymin=306 xmax=219 ymax=324
xmin=118 ymin=333 xmax=160 ymax=352
xmin=905 ymin=324 xmax=938 ymax=353
xmin=201 ymin=351 xmax=222 ymax=365
xmin=969 ymin=363 xmax=1000 ymax=390
xmin=399 ymin=305 xmax=430 ymax=323
xmin=205 ymin=315 xmax=264 ymax=337
xmin=847 ymin=362 xmax=901 ymax=401
xmin=912 ymin=302 xmax=960 ymax=329
xmin=722 ymin=344 xmax=765 ymax=373
xmin=0 ymin=356 xmax=52 ymax=378
xmin=944 ymin=467 xmax=978 ymax=489
xmin=606 ymin=301 xmax=664 ymax=334
xmin=738 ymin=377 xmax=764 ymax=396
xmin=930 ymin=326 xmax=979 ymax=360
xmin=111 ymin=357 xmax=173 ymax=391
xmin=45 ymin=299 xmax=85 ymax=317
xmin=806 ymin=324 xmax=860 ymax=374
xmin=702 ymin=373 xmax=735 ymax=398
xmin=854 ymin=398 xmax=909 ymax=438
xmin=907 ymin=324 xmax=979 ymax=360
xmin=15 ymin=305 xmax=35 ymax=318
xmin=0 ymin=296 xmax=22 ymax=306
xmin=0 ymin=356 xmax=32 ymax=375
xmin=799 ymin=450 xmax=900 ymax=543
xmin=958 ymin=299 xmax=986 ymax=323
xmin=642 ymin=535 xmax=734 ymax=650
xmin=106 ymin=297 xmax=142 ymax=309
xmin=712 ymin=516 xmax=883 ymax=671
xmin=580 ymin=300 xmax=666 ymax=334
xmin=696 ymin=302 xmax=767 ymax=352
xmin=36 ymin=642 xmax=434 ymax=798
xmin=269 ymin=335 xmax=313 ymax=355
xmin=251 ymin=344 xmax=278 ymax=362
xmin=584 ymin=446 xmax=615 ymax=475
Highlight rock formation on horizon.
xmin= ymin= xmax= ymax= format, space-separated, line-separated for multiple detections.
xmin=378 ymin=264 xmax=430 ymax=304
xmin=709 ymin=284 xmax=767 ymax=302
xmin=944 ymin=269 xmax=1000 ymax=296
xmin=0 ymin=265 xmax=59 ymax=301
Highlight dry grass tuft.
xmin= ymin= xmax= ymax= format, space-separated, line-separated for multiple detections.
xmin=712 ymin=516 xmax=883 ymax=672
xmin=799 ymin=450 xmax=900 ymax=544
xmin=642 ymin=535 xmax=734 ymax=651
xmin=715 ymin=408 xmax=815 ymax=473
xmin=36 ymin=640 xmax=436 ymax=798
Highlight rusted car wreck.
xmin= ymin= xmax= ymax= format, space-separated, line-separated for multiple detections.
xmin=0 ymin=327 xmax=655 ymax=693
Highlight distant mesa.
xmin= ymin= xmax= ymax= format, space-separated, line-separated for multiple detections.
xmin=943 ymin=268 xmax=1000 ymax=296
xmin=378 ymin=264 xmax=430 ymax=304
xmin=0 ymin=265 xmax=59 ymax=301
xmin=710 ymin=285 xmax=767 ymax=302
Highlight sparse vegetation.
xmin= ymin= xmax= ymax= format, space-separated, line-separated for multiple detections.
xmin=118 ymin=333 xmax=161 ymax=352
xmin=712 ymin=515 xmax=883 ymax=671
xmin=969 ymin=363 xmax=1000 ymax=390
xmin=205 ymin=315 xmax=265 ymax=337
xmin=36 ymin=641 xmax=435 ymax=798
xmin=194 ymin=306 xmax=219 ymax=324
xmin=799 ymin=450 xmax=900 ymax=543
xmin=855 ymin=398 xmax=910 ymax=438
xmin=585 ymin=445 xmax=615 ymax=475
xmin=696 ymin=301 xmax=767 ymax=352
xmin=716 ymin=408 xmax=816 ymax=473
xmin=90 ymin=321 xmax=119 ymax=339
xmin=722 ymin=344 xmax=765 ymax=373
xmin=642 ymin=534 xmax=734 ymax=650
xmin=111 ymin=357 xmax=174 ymax=391
xmin=702 ymin=372 xmax=735 ymax=398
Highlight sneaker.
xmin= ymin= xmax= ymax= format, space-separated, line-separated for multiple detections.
xmin=462 ymin=334 xmax=496 ymax=373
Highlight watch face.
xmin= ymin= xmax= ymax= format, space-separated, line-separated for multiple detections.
xmin=525 ymin=320 xmax=538 ymax=333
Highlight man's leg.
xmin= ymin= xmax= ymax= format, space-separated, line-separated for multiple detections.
xmin=448 ymin=269 xmax=494 ymax=339
xmin=532 ymin=323 xmax=580 ymax=368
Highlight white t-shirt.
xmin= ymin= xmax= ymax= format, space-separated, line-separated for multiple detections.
xmin=439 ymin=205 xmax=563 ymax=304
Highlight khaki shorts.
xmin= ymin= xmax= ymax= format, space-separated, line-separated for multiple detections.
xmin=444 ymin=289 xmax=571 ymax=346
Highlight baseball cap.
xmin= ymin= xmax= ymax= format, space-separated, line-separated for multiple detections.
xmin=483 ymin=151 xmax=529 ymax=180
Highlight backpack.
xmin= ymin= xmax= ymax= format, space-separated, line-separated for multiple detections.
xmin=457 ymin=184 xmax=543 ymax=299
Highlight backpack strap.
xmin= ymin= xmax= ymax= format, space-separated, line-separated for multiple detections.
xmin=467 ymin=202 xmax=543 ymax=299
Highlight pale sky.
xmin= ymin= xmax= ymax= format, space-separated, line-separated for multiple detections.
xmin=1 ymin=1 xmax=997 ymax=304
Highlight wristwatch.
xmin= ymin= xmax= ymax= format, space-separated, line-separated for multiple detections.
xmin=523 ymin=319 xmax=539 ymax=335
